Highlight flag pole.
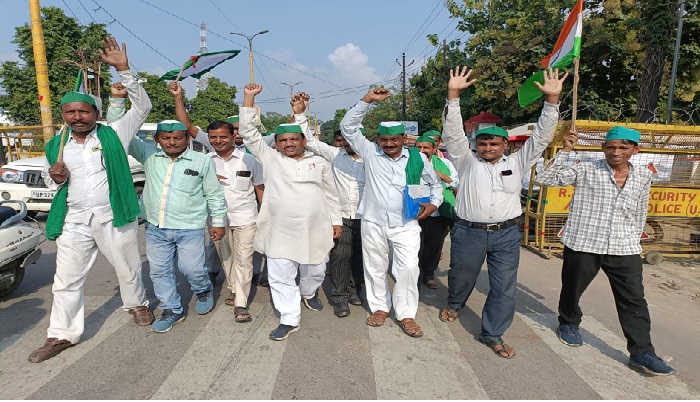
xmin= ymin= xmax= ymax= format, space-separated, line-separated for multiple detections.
xmin=571 ymin=57 xmax=580 ymax=132
xmin=174 ymin=59 xmax=191 ymax=83
xmin=56 ymin=68 xmax=85 ymax=163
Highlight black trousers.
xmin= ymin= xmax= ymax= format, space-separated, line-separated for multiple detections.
xmin=558 ymin=246 xmax=655 ymax=356
xmin=329 ymin=218 xmax=364 ymax=304
xmin=418 ymin=216 xmax=450 ymax=282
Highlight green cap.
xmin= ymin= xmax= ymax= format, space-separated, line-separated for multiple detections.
xmin=377 ymin=122 xmax=405 ymax=136
xmin=60 ymin=91 xmax=96 ymax=106
xmin=415 ymin=135 xmax=436 ymax=144
xmin=475 ymin=126 xmax=508 ymax=138
xmin=423 ymin=130 xmax=441 ymax=138
xmin=156 ymin=120 xmax=187 ymax=132
xmin=274 ymin=124 xmax=304 ymax=137
xmin=605 ymin=126 xmax=640 ymax=143
xmin=226 ymin=115 xmax=239 ymax=123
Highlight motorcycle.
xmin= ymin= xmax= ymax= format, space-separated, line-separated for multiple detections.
xmin=0 ymin=200 xmax=45 ymax=298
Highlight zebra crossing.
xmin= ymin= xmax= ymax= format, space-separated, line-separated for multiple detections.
xmin=1 ymin=246 xmax=698 ymax=400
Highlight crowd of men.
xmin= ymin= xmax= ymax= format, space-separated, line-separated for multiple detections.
xmin=27 ymin=37 xmax=676 ymax=377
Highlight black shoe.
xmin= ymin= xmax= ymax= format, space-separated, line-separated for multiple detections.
xmin=258 ymin=274 xmax=269 ymax=287
xmin=334 ymin=302 xmax=350 ymax=318
xmin=348 ymin=292 xmax=362 ymax=306
xmin=208 ymin=271 xmax=219 ymax=285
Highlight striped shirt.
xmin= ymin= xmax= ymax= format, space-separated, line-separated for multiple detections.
xmin=535 ymin=151 xmax=651 ymax=255
xmin=130 ymin=140 xmax=226 ymax=229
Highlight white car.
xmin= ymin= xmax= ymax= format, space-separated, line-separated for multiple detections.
xmin=0 ymin=124 xmax=156 ymax=217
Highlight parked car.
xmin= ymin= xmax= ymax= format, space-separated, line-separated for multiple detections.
xmin=0 ymin=123 xmax=156 ymax=217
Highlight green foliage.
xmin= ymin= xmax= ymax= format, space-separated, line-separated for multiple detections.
xmin=0 ymin=7 xmax=111 ymax=124
xmin=138 ymin=73 xmax=179 ymax=123
xmin=189 ymin=78 xmax=238 ymax=127
xmin=260 ymin=111 xmax=290 ymax=133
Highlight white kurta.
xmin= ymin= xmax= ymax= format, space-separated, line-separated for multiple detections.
xmin=239 ymin=107 xmax=342 ymax=265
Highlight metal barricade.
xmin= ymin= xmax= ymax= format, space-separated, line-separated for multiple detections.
xmin=0 ymin=126 xmax=59 ymax=162
xmin=522 ymin=120 xmax=700 ymax=264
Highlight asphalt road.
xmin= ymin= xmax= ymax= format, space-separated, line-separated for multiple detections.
xmin=1 ymin=222 xmax=699 ymax=400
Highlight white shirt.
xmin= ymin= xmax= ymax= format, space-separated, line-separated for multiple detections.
xmin=299 ymin=116 xmax=365 ymax=220
xmin=441 ymin=98 xmax=560 ymax=223
xmin=239 ymin=107 xmax=342 ymax=265
xmin=207 ymin=147 xmax=263 ymax=227
xmin=42 ymin=69 xmax=152 ymax=225
xmin=340 ymin=101 xmax=443 ymax=228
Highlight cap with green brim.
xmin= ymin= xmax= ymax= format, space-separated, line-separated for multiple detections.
xmin=423 ymin=130 xmax=441 ymax=138
xmin=60 ymin=91 xmax=96 ymax=106
xmin=605 ymin=126 xmax=640 ymax=143
xmin=377 ymin=122 xmax=405 ymax=136
xmin=274 ymin=124 xmax=304 ymax=137
xmin=157 ymin=120 xmax=187 ymax=132
xmin=415 ymin=135 xmax=436 ymax=144
xmin=226 ymin=115 xmax=239 ymax=123
xmin=475 ymin=126 xmax=508 ymax=138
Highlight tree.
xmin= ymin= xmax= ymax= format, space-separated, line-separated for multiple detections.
xmin=0 ymin=7 xmax=111 ymax=124
xmin=188 ymin=77 xmax=238 ymax=128
xmin=260 ymin=111 xmax=290 ymax=134
xmin=138 ymin=73 xmax=180 ymax=123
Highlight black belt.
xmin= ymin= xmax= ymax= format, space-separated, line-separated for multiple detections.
xmin=454 ymin=218 xmax=518 ymax=231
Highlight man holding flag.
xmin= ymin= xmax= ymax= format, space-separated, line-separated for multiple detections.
xmin=29 ymin=38 xmax=153 ymax=363
xmin=439 ymin=66 xmax=568 ymax=358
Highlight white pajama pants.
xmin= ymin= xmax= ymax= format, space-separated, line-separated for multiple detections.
xmin=361 ymin=221 xmax=421 ymax=320
xmin=266 ymin=257 xmax=326 ymax=327
xmin=47 ymin=218 xmax=148 ymax=344
xmin=214 ymin=223 xmax=257 ymax=307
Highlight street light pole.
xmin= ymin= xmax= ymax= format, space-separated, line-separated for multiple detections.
xmin=231 ymin=29 xmax=269 ymax=84
xmin=281 ymin=81 xmax=302 ymax=113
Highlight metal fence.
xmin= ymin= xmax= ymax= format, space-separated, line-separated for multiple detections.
xmin=0 ymin=126 xmax=59 ymax=162
xmin=522 ymin=120 xmax=700 ymax=264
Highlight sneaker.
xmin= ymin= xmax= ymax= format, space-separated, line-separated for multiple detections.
xmin=269 ymin=324 xmax=299 ymax=341
xmin=195 ymin=291 xmax=214 ymax=315
xmin=303 ymin=294 xmax=323 ymax=311
xmin=151 ymin=310 xmax=186 ymax=333
xmin=629 ymin=353 xmax=677 ymax=376
xmin=557 ymin=324 xmax=583 ymax=347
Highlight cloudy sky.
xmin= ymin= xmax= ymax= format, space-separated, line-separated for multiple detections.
xmin=0 ymin=0 xmax=465 ymax=121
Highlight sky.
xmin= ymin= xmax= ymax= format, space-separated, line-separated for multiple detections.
xmin=0 ymin=0 xmax=466 ymax=121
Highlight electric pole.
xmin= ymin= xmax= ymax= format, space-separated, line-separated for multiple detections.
xmin=399 ymin=53 xmax=414 ymax=121
xmin=29 ymin=0 xmax=54 ymax=144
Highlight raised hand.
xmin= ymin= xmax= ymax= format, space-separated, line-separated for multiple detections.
xmin=534 ymin=68 xmax=569 ymax=103
xmin=361 ymin=87 xmax=391 ymax=104
xmin=244 ymin=83 xmax=263 ymax=96
xmin=168 ymin=81 xmax=183 ymax=98
xmin=561 ymin=129 xmax=578 ymax=152
xmin=448 ymin=66 xmax=477 ymax=92
xmin=291 ymin=92 xmax=309 ymax=114
xmin=99 ymin=37 xmax=129 ymax=71
xmin=110 ymin=82 xmax=127 ymax=98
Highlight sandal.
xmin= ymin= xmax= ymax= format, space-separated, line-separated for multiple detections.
xmin=423 ymin=280 xmax=439 ymax=289
xmin=234 ymin=307 xmax=252 ymax=323
xmin=439 ymin=306 xmax=459 ymax=322
xmin=480 ymin=338 xmax=516 ymax=359
xmin=397 ymin=318 xmax=424 ymax=338
xmin=224 ymin=294 xmax=236 ymax=306
xmin=366 ymin=310 xmax=389 ymax=327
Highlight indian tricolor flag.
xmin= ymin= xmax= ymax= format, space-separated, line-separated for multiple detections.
xmin=158 ymin=50 xmax=241 ymax=81
xmin=518 ymin=0 xmax=583 ymax=107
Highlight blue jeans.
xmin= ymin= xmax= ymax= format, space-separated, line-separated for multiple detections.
xmin=145 ymin=223 xmax=212 ymax=314
xmin=447 ymin=223 xmax=521 ymax=342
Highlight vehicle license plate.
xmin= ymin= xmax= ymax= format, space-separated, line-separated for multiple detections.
xmin=31 ymin=190 xmax=55 ymax=199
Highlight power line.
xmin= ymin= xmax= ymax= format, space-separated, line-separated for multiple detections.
xmin=91 ymin=0 xmax=178 ymax=68
xmin=206 ymin=0 xmax=244 ymax=35
xmin=75 ymin=0 xmax=96 ymax=23
xmin=402 ymin=0 xmax=445 ymax=54
xmin=61 ymin=0 xmax=82 ymax=24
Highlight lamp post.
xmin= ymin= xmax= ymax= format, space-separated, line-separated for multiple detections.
xmin=231 ymin=29 xmax=269 ymax=84
xmin=281 ymin=81 xmax=302 ymax=113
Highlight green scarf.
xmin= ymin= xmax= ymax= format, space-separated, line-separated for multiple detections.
xmin=405 ymin=148 xmax=424 ymax=185
xmin=45 ymin=124 xmax=141 ymax=240
xmin=432 ymin=156 xmax=457 ymax=221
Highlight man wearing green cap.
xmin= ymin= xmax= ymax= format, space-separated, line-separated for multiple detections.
xmin=289 ymin=93 xmax=366 ymax=318
xmin=29 ymin=38 xmax=153 ymax=363
xmin=535 ymin=127 xmax=676 ymax=376
xmin=128 ymin=119 xmax=227 ymax=332
xmin=240 ymin=83 xmax=342 ymax=341
xmin=439 ymin=66 xmax=568 ymax=359
xmin=340 ymin=87 xmax=444 ymax=338
xmin=414 ymin=134 xmax=459 ymax=289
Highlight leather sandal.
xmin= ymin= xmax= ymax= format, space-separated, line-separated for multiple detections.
xmin=234 ymin=306 xmax=252 ymax=323
xmin=366 ymin=310 xmax=389 ymax=327
xmin=28 ymin=338 xmax=74 ymax=363
xmin=480 ymin=338 xmax=516 ymax=359
xmin=129 ymin=306 xmax=155 ymax=326
xmin=397 ymin=318 xmax=424 ymax=338
xmin=224 ymin=293 xmax=236 ymax=306
xmin=439 ymin=306 xmax=460 ymax=322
